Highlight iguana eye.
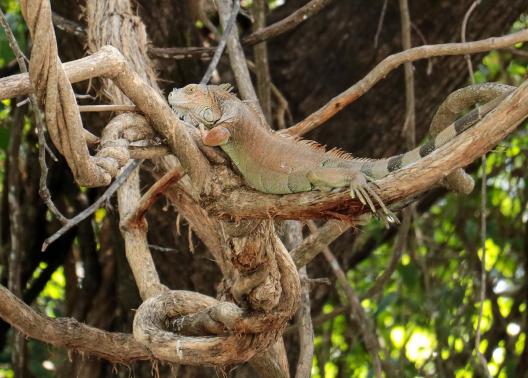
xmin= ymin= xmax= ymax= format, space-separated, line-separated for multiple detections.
xmin=185 ymin=86 xmax=196 ymax=94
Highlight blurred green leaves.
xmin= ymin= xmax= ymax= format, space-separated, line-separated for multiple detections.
xmin=0 ymin=1 xmax=24 ymax=67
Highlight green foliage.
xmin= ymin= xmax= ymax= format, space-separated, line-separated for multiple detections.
xmin=0 ymin=1 xmax=25 ymax=67
xmin=34 ymin=265 xmax=66 ymax=318
xmin=0 ymin=99 xmax=12 ymax=152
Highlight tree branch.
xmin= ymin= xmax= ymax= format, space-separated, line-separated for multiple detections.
xmin=148 ymin=0 xmax=335 ymax=61
xmin=291 ymin=220 xmax=352 ymax=268
xmin=286 ymin=29 xmax=528 ymax=136
xmin=199 ymin=0 xmax=240 ymax=84
xmin=0 ymin=283 xmax=150 ymax=363
xmin=42 ymin=160 xmax=141 ymax=251
xmin=295 ymin=266 xmax=314 ymax=378
xmin=217 ymin=0 xmax=260 ymax=109
xmin=252 ymin=0 xmax=273 ymax=124
xmin=124 ymin=167 xmax=186 ymax=229
xmin=0 ymin=46 xmax=210 ymax=190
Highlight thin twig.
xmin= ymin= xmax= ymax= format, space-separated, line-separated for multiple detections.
xmin=6 ymin=105 xmax=26 ymax=377
xmin=504 ymin=46 xmax=528 ymax=58
xmin=16 ymin=97 xmax=30 ymax=107
xmin=6 ymin=109 xmax=24 ymax=296
xmin=0 ymin=8 xmax=26 ymax=72
xmin=42 ymin=160 xmax=142 ymax=251
xmin=0 ymin=7 xmax=68 ymax=223
xmin=363 ymin=209 xmax=410 ymax=299
xmin=200 ymin=0 xmax=240 ymax=84
xmin=411 ymin=22 xmax=433 ymax=75
xmin=217 ymin=0 xmax=261 ymax=110
xmin=148 ymin=244 xmax=179 ymax=253
xmin=373 ymin=0 xmax=388 ymax=48
xmin=461 ymin=1 xmax=481 ymax=80
xmin=78 ymin=104 xmax=137 ymax=112
xmin=75 ymin=93 xmax=96 ymax=100
xmin=247 ymin=60 xmax=292 ymax=129
xmin=242 ymin=0 xmax=334 ymax=46
xmin=461 ymin=2 xmax=491 ymax=377
xmin=303 ymin=277 xmax=331 ymax=287
xmin=52 ymin=12 xmax=86 ymax=38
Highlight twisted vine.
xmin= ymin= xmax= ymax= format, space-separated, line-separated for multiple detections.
xmin=20 ymin=0 xmax=126 ymax=186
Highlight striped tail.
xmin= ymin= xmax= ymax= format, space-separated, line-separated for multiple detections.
xmin=360 ymin=94 xmax=508 ymax=179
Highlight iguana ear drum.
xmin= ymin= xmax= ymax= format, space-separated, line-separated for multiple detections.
xmin=202 ymin=108 xmax=214 ymax=123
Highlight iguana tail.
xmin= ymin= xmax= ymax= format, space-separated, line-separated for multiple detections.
xmin=359 ymin=93 xmax=508 ymax=179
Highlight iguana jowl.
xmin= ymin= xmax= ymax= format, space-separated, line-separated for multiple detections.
xmin=168 ymin=84 xmax=497 ymax=221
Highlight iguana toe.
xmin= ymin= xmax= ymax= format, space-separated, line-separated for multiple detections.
xmin=349 ymin=180 xmax=398 ymax=226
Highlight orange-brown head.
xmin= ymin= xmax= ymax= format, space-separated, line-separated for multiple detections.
xmin=168 ymin=83 xmax=234 ymax=128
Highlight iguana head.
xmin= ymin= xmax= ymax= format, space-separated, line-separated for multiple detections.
xmin=168 ymin=83 xmax=233 ymax=128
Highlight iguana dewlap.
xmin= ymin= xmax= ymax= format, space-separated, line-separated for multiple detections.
xmin=168 ymin=84 xmax=495 ymax=220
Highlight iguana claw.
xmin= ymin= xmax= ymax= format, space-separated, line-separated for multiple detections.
xmin=350 ymin=180 xmax=398 ymax=226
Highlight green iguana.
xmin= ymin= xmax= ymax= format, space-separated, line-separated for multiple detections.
xmin=168 ymin=83 xmax=500 ymax=221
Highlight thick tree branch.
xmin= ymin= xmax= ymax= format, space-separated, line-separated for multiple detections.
xmin=0 ymin=284 xmax=150 ymax=363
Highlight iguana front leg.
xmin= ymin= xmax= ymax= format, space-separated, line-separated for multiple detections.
xmin=199 ymin=124 xmax=231 ymax=146
xmin=306 ymin=168 xmax=393 ymax=223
